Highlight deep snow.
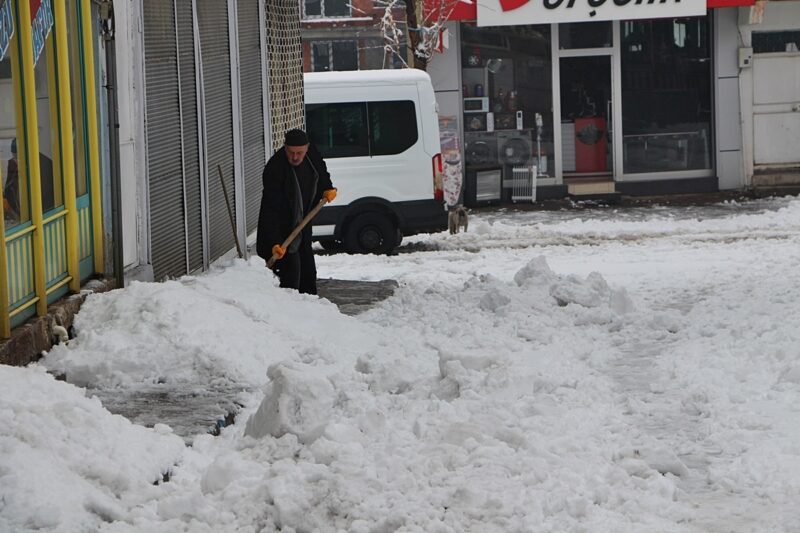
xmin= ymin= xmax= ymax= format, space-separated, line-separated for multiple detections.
xmin=2 ymin=197 xmax=800 ymax=532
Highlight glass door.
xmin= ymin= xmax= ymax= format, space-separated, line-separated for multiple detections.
xmin=559 ymin=55 xmax=612 ymax=178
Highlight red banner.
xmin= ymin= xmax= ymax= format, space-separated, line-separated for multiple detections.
xmin=29 ymin=0 xmax=41 ymax=21
xmin=707 ymin=0 xmax=755 ymax=7
xmin=429 ymin=0 xmax=756 ymax=22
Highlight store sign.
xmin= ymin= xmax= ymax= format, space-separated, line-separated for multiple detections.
xmin=0 ymin=0 xmax=13 ymax=62
xmin=31 ymin=0 xmax=53 ymax=66
xmin=477 ymin=0 xmax=706 ymax=27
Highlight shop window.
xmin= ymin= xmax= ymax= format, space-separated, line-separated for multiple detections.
xmin=368 ymin=101 xmax=417 ymax=156
xmin=0 ymin=55 xmax=26 ymax=230
xmin=306 ymin=102 xmax=369 ymax=158
xmin=558 ymin=22 xmax=612 ymax=49
xmin=752 ymin=31 xmax=800 ymax=54
xmin=311 ymin=40 xmax=358 ymax=72
xmin=303 ymin=0 xmax=350 ymax=18
xmin=35 ymin=34 xmax=64 ymax=215
xmin=67 ymin=1 xmax=87 ymax=198
xmin=311 ymin=42 xmax=330 ymax=72
xmin=460 ymin=23 xmax=553 ymax=201
xmin=621 ymin=17 xmax=712 ymax=174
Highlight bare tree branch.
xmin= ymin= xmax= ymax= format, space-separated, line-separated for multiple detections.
xmin=376 ymin=0 xmax=465 ymax=70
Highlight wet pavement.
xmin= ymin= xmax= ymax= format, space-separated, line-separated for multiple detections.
xmin=91 ymin=278 xmax=400 ymax=442
xmin=470 ymin=193 xmax=794 ymax=225
xmin=91 ymin=193 xmax=797 ymax=443
xmin=92 ymin=384 xmax=244 ymax=444
xmin=317 ymin=278 xmax=399 ymax=315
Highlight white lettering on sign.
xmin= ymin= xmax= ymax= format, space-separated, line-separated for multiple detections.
xmin=31 ymin=0 xmax=54 ymax=66
xmin=477 ymin=0 xmax=706 ymax=26
xmin=0 ymin=0 xmax=13 ymax=62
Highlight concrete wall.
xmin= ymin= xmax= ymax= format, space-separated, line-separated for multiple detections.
xmin=428 ymin=23 xmax=465 ymax=204
xmin=714 ymin=7 xmax=745 ymax=190
xmin=115 ymin=0 xmax=148 ymax=275
xmin=427 ymin=21 xmax=463 ymax=128
xmin=738 ymin=1 xmax=800 ymax=185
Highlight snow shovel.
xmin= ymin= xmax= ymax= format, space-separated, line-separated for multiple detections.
xmin=266 ymin=197 xmax=328 ymax=269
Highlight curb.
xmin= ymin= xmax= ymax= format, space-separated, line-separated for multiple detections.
xmin=0 ymin=278 xmax=116 ymax=366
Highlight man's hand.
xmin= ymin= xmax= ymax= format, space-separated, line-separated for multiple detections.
xmin=323 ymin=188 xmax=337 ymax=203
xmin=271 ymin=244 xmax=286 ymax=260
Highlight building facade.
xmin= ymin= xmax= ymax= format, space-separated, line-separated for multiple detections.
xmin=427 ymin=1 xmax=772 ymax=204
xmin=737 ymin=1 xmax=800 ymax=188
xmin=0 ymin=0 xmax=104 ymax=336
xmin=115 ymin=0 xmax=304 ymax=282
xmin=300 ymin=0 xmax=408 ymax=71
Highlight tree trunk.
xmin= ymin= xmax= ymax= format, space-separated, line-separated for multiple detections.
xmin=405 ymin=1 xmax=428 ymax=70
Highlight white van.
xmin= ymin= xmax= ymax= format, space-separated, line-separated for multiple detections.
xmin=304 ymin=69 xmax=446 ymax=254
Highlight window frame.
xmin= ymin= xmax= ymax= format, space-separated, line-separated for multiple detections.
xmin=310 ymin=39 xmax=358 ymax=72
xmin=367 ymin=100 xmax=418 ymax=156
xmin=303 ymin=0 xmax=351 ymax=19
xmin=305 ymin=99 xmax=419 ymax=159
xmin=752 ymin=30 xmax=800 ymax=54
xmin=306 ymin=101 xmax=370 ymax=159
xmin=619 ymin=16 xmax=714 ymax=176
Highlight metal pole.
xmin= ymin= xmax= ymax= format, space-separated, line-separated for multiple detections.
xmin=217 ymin=165 xmax=243 ymax=258
xmin=101 ymin=2 xmax=124 ymax=289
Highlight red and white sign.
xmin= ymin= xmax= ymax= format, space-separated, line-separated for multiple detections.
xmin=427 ymin=0 xmax=755 ymax=22
xmin=477 ymin=0 xmax=706 ymax=27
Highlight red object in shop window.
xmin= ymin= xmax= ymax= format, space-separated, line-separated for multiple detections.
xmin=574 ymin=117 xmax=606 ymax=173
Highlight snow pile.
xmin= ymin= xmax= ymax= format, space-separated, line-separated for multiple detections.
xmin=5 ymin=198 xmax=800 ymax=531
xmin=193 ymin=258 xmax=689 ymax=532
xmin=514 ymin=255 xmax=634 ymax=313
xmin=406 ymin=197 xmax=800 ymax=253
xmin=0 ymin=366 xmax=185 ymax=532
xmin=244 ymin=362 xmax=335 ymax=443
xmin=42 ymin=259 xmax=354 ymax=390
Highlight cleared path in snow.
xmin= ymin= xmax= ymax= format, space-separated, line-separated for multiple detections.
xmin=602 ymin=237 xmax=800 ymax=533
xmin=318 ymin=196 xmax=800 ymax=532
xmin=89 ymin=279 xmax=399 ymax=440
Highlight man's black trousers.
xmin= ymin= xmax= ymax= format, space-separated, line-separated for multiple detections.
xmin=272 ymin=226 xmax=317 ymax=295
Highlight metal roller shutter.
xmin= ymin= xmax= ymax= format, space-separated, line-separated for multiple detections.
xmin=143 ymin=0 xmax=187 ymax=280
xmin=197 ymin=0 xmax=236 ymax=261
xmin=176 ymin=1 xmax=204 ymax=272
xmin=237 ymin=0 xmax=266 ymax=235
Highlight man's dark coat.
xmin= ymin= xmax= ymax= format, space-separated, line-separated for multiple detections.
xmin=256 ymin=144 xmax=333 ymax=259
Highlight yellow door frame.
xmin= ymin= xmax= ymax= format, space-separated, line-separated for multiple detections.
xmin=78 ymin=0 xmax=104 ymax=275
xmin=0 ymin=0 xmax=84 ymax=337
xmin=13 ymin=0 xmax=46 ymax=317
xmin=53 ymin=0 xmax=80 ymax=292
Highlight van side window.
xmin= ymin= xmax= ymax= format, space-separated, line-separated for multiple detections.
xmin=306 ymin=103 xmax=369 ymax=158
xmin=368 ymin=101 xmax=418 ymax=156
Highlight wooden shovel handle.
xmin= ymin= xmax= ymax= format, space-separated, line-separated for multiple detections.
xmin=267 ymin=197 xmax=328 ymax=268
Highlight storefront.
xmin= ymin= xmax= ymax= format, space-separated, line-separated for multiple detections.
xmin=737 ymin=1 xmax=800 ymax=187
xmin=0 ymin=0 xmax=103 ymax=335
xmin=428 ymin=0 xmax=754 ymax=205
xmin=115 ymin=0 xmax=286 ymax=282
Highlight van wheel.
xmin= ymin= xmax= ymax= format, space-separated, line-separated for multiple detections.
xmin=345 ymin=213 xmax=396 ymax=254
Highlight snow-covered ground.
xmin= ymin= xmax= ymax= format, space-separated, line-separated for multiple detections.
xmin=3 ymin=197 xmax=800 ymax=532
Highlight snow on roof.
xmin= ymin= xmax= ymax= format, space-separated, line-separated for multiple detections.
xmin=304 ymin=69 xmax=432 ymax=87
